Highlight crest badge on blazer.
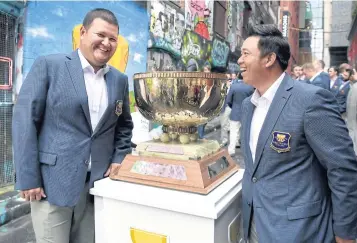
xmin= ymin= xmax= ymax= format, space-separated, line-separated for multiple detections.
xmin=115 ymin=100 xmax=123 ymax=116
xmin=270 ymin=131 xmax=291 ymax=153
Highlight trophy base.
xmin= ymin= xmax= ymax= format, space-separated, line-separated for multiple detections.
xmin=135 ymin=139 xmax=221 ymax=161
xmin=110 ymin=146 xmax=239 ymax=194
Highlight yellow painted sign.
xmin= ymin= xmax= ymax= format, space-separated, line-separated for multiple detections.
xmin=130 ymin=228 xmax=167 ymax=243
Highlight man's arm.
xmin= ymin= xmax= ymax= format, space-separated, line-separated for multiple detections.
xmin=12 ymin=56 xmax=49 ymax=191
xmin=304 ymin=89 xmax=357 ymax=240
xmin=111 ymin=75 xmax=133 ymax=164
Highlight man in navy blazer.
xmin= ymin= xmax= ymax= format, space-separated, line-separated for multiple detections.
xmin=239 ymin=24 xmax=357 ymax=243
xmin=12 ymin=9 xmax=133 ymax=243
xmin=303 ymin=62 xmax=330 ymax=90
xmin=226 ymin=74 xmax=254 ymax=155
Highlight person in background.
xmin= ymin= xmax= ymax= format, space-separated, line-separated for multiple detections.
xmin=239 ymin=24 xmax=357 ymax=243
xmin=328 ymin=66 xmax=343 ymax=96
xmin=226 ymin=71 xmax=254 ymax=155
xmin=344 ymin=65 xmax=357 ymax=154
xmin=220 ymin=72 xmax=233 ymax=145
xmin=12 ymin=9 xmax=133 ymax=243
xmin=311 ymin=59 xmax=330 ymax=90
xmin=292 ymin=64 xmax=304 ymax=81
xmin=302 ymin=62 xmax=329 ymax=89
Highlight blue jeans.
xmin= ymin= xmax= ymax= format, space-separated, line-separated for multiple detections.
xmin=198 ymin=124 xmax=206 ymax=139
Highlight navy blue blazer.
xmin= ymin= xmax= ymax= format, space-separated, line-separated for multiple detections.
xmin=241 ymin=74 xmax=357 ymax=242
xmin=311 ymin=71 xmax=330 ymax=90
xmin=226 ymin=80 xmax=254 ymax=122
xmin=330 ymin=77 xmax=343 ymax=96
xmin=12 ymin=51 xmax=133 ymax=207
xmin=336 ymin=81 xmax=351 ymax=113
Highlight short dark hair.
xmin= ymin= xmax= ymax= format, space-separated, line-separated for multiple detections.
xmin=83 ymin=8 xmax=119 ymax=30
xmin=318 ymin=60 xmax=325 ymax=69
xmin=247 ymin=24 xmax=290 ymax=71
xmin=329 ymin=66 xmax=339 ymax=74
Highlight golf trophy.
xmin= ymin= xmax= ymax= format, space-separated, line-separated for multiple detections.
xmin=110 ymin=71 xmax=239 ymax=194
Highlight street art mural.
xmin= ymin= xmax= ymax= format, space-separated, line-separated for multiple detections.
xmin=211 ymin=37 xmax=229 ymax=68
xmin=181 ymin=30 xmax=212 ymax=70
xmin=185 ymin=0 xmax=213 ymax=40
xmin=22 ymin=1 xmax=149 ymax=112
xmin=149 ymin=0 xmax=185 ymax=58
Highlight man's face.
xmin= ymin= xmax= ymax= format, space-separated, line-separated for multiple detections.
xmin=231 ymin=73 xmax=237 ymax=80
xmin=238 ymin=36 xmax=265 ymax=86
xmin=328 ymin=68 xmax=337 ymax=79
xmin=341 ymin=70 xmax=350 ymax=81
xmin=303 ymin=68 xmax=314 ymax=80
xmin=80 ymin=18 xmax=118 ymax=69
xmin=293 ymin=66 xmax=301 ymax=77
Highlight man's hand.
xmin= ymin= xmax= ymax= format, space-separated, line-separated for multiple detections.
xmin=335 ymin=236 xmax=356 ymax=243
xmin=20 ymin=187 xmax=46 ymax=201
xmin=104 ymin=163 xmax=121 ymax=177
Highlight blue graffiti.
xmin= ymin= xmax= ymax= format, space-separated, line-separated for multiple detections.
xmin=212 ymin=38 xmax=229 ymax=67
xmin=151 ymin=37 xmax=181 ymax=58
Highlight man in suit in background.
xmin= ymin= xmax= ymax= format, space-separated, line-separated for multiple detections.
xmin=226 ymin=72 xmax=254 ymax=155
xmin=302 ymin=62 xmax=329 ymax=89
xmin=239 ymin=24 xmax=357 ymax=243
xmin=12 ymin=9 xmax=133 ymax=243
xmin=313 ymin=59 xmax=330 ymax=88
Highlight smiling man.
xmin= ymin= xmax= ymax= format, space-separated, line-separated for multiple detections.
xmin=239 ymin=25 xmax=357 ymax=243
xmin=12 ymin=9 xmax=133 ymax=243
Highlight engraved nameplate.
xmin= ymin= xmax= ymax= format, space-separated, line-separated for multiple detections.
xmin=207 ymin=156 xmax=230 ymax=179
xmin=146 ymin=145 xmax=184 ymax=155
xmin=130 ymin=160 xmax=187 ymax=180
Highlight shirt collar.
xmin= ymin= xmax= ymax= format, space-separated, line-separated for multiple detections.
xmin=251 ymin=72 xmax=286 ymax=107
xmin=310 ymin=71 xmax=322 ymax=82
xmin=78 ymin=49 xmax=110 ymax=75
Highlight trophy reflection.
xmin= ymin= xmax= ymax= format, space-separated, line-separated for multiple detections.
xmin=110 ymin=72 xmax=239 ymax=194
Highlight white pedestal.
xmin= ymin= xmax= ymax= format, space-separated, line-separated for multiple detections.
xmin=90 ymin=169 xmax=244 ymax=243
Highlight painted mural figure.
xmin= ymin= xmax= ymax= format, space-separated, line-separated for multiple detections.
xmin=12 ymin=9 xmax=133 ymax=243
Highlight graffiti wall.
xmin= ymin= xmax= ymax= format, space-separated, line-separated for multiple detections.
xmin=148 ymin=0 xmax=229 ymax=72
xmin=22 ymin=1 xmax=149 ymax=112
xmin=185 ymin=0 xmax=213 ymax=40
xmin=149 ymin=0 xmax=185 ymax=58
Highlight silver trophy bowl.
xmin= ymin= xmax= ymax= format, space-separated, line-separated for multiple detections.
xmin=133 ymin=71 xmax=227 ymax=143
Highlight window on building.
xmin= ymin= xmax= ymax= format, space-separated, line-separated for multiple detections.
xmin=214 ymin=1 xmax=227 ymax=38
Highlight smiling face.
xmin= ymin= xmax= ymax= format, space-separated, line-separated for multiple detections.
xmin=237 ymin=36 xmax=266 ymax=86
xmin=80 ymin=18 xmax=118 ymax=71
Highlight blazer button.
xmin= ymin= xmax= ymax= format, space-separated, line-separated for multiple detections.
xmin=84 ymin=160 xmax=89 ymax=165
xmin=247 ymin=202 xmax=251 ymax=207
xmin=252 ymin=177 xmax=258 ymax=183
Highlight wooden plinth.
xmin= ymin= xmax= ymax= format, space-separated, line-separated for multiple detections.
xmin=110 ymin=149 xmax=239 ymax=194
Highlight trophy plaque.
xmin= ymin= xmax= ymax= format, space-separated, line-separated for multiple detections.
xmin=110 ymin=71 xmax=239 ymax=194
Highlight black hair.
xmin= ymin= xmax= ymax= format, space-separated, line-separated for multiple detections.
xmin=329 ymin=66 xmax=339 ymax=74
xmin=247 ymin=24 xmax=290 ymax=71
xmin=83 ymin=8 xmax=119 ymax=30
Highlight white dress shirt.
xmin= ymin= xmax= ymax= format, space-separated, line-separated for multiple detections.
xmin=249 ymin=72 xmax=285 ymax=162
xmin=78 ymin=49 xmax=109 ymax=170
xmin=330 ymin=78 xmax=336 ymax=89
xmin=310 ymin=71 xmax=322 ymax=82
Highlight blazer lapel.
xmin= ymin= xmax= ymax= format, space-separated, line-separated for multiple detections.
xmin=65 ymin=51 xmax=92 ymax=133
xmin=243 ymin=100 xmax=255 ymax=173
xmin=93 ymin=69 xmax=116 ymax=135
xmin=252 ymin=75 xmax=293 ymax=174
